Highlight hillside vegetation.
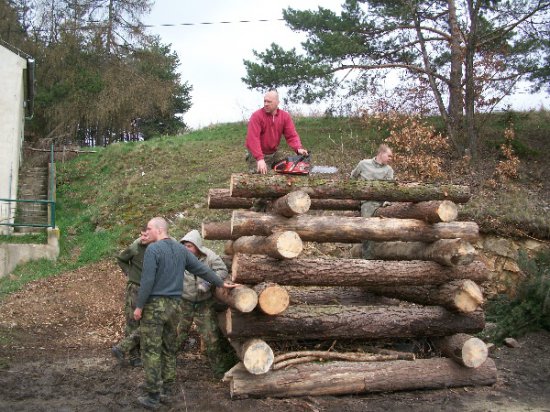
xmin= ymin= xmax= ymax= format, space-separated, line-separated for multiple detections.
xmin=1 ymin=112 xmax=549 ymax=297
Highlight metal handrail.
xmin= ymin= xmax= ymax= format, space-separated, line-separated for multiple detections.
xmin=0 ymin=144 xmax=56 ymax=229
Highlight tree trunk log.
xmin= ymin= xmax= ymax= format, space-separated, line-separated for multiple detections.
xmin=230 ymin=173 xmax=471 ymax=203
xmin=208 ymin=188 xmax=254 ymax=209
xmin=232 ymin=254 xmax=489 ymax=286
xmin=373 ymin=200 xmax=458 ymax=223
xmin=214 ymin=285 xmax=258 ymax=313
xmin=225 ymin=231 xmax=303 ymax=259
xmin=208 ymin=188 xmax=361 ymax=210
xmin=286 ymin=286 xmax=402 ymax=306
xmin=231 ymin=211 xmax=479 ymax=243
xmin=224 ymin=357 xmax=497 ymax=399
xmin=432 ymin=333 xmax=489 ymax=368
xmin=229 ymin=338 xmax=274 ymax=375
xmin=369 ymin=279 xmax=484 ymax=313
xmin=367 ymin=239 xmax=477 ymax=266
xmin=253 ymin=282 xmax=290 ymax=315
xmin=271 ymin=190 xmax=311 ymax=217
xmin=202 ymin=221 xmax=237 ymax=240
xmin=218 ymin=305 xmax=485 ymax=341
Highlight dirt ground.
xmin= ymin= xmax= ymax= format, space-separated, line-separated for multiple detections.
xmin=0 ymin=260 xmax=549 ymax=412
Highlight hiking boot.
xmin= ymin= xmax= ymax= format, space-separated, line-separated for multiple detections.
xmin=129 ymin=357 xmax=143 ymax=367
xmin=160 ymin=384 xmax=175 ymax=403
xmin=111 ymin=346 xmax=124 ymax=363
xmin=137 ymin=392 xmax=160 ymax=410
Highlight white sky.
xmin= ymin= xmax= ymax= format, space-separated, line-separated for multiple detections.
xmin=144 ymin=1 xmax=550 ymax=130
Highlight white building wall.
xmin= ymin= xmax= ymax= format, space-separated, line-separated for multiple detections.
xmin=0 ymin=45 xmax=27 ymax=235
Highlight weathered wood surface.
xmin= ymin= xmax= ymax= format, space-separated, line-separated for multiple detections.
xmin=208 ymin=188 xmax=254 ymax=209
xmin=218 ymin=305 xmax=485 ymax=340
xmin=271 ymin=190 xmax=311 ymax=217
xmin=214 ymin=285 xmax=258 ymax=313
xmin=207 ymin=188 xmax=361 ymax=210
xmin=367 ymin=239 xmax=477 ymax=266
xmin=229 ymin=338 xmax=274 ymax=375
xmin=202 ymin=221 xmax=238 ymax=240
xmin=432 ymin=333 xmax=489 ymax=368
xmin=272 ymin=351 xmax=406 ymax=370
xmin=230 ymin=173 xmax=472 ymax=203
xmin=224 ymin=357 xmax=497 ymax=399
xmin=232 ymin=254 xmax=489 ymax=286
xmin=231 ymin=211 xmax=479 ymax=243
xmin=286 ymin=286 xmax=402 ymax=306
xmin=369 ymin=279 xmax=484 ymax=313
xmin=225 ymin=231 xmax=303 ymax=259
xmin=373 ymin=200 xmax=458 ymax=223
xmin=253 ymin=282 xmax=290 ymax=315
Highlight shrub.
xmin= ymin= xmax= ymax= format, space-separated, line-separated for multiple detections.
xmin=483 ymin=249 xmax=550 ymax=343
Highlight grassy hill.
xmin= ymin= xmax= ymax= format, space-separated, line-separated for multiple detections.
xmin=1 ymin=113 xmax=549 ymax=297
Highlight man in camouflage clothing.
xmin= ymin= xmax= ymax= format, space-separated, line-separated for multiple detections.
xmin=112 ymin=228 xmax=150 ymax=367
xmin=134 ymin=217 xmax=238 ymax=409
xmin=177 ymin=230 xmax=237 ymax=378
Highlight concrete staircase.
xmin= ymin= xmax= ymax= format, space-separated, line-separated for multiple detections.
xmin=15 ymin=164 xmax=49 ymax=233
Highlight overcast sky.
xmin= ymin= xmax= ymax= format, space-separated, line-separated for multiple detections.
xmin=144 ymin=1 xmax=550 ymax=130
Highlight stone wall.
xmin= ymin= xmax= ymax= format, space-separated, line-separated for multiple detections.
xmin=475 ymin=235 xmax=548 ymax=297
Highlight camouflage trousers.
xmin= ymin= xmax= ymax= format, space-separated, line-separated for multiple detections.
xmin=116 ymin=282 xmax=140 ymax=360
xmin=361 ymin=200 xmax=383 ymax=259
xmin=176 ymin=299 xmax=236 ymax=377
xmin=245 ymin=149 xmax=283 ymax=173
xmin=141 ymin=296 xmax=182 ymax=394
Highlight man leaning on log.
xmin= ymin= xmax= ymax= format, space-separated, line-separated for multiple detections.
xmin=350 ymin=143 xmax=394 ymax=258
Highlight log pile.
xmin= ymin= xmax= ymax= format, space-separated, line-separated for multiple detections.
xmin=206 ymin=173 xmax=495 ymax=399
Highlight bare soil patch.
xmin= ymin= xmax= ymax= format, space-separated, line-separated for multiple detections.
xmin=0 ymin=260 xmax=549 ymax=411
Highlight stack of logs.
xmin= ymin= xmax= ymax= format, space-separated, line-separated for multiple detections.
xmin=205 ymin=173 xmax=497 ymax=399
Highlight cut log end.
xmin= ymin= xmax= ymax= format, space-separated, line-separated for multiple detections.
xmin=242 ymin=341 xmax=275 ymax=375
xmin=256 ymin=283 xmax=290 ymax=315
xmin=276 ymin=231 xmax=303 ymax=258
xmin=453 ymin=280 xmax=484 ymax=313
xmin=437 ymin=200 xmax=459 ymax=222
xmin=462 ymin=337 xmax=489 ymax=368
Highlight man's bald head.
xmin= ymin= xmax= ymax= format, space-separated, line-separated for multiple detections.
xmin=146 ymin=217 xmax=169 ymax=242
xmin=263 ymin=89 xmax=280 ymax=115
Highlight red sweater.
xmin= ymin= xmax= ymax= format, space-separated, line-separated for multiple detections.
xmin=245 ymin=108 xmax=303 ymax=160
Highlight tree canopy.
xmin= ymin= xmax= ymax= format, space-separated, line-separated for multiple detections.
xmin=243 ymin=0 xmax=550 ymax=157
xmin=2 ymin=0 xmax=192 ymax=145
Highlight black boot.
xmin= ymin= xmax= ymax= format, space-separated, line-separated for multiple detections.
xmin=137 ymin=392 xmax=160 ymax=410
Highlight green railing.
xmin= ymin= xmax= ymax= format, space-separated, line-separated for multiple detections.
xmin=0 ymin=144 xmax=56 ymax=229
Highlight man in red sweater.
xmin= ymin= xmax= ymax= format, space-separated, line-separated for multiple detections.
xmin=245 ymin=89 xmax=308 ymax=174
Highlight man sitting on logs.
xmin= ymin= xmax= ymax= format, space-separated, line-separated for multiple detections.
xmin=176 ymin=229 xmax=238 ymax=378
xmin=350 ymin=143 xmax=394 ymax=258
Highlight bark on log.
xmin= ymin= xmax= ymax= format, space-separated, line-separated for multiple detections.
xmin=208 ymin=188 xmax=361 ymax=210
xmin=229 ymin=338 xmax=274 ymax=375
xmin=218 ymin=305 xmax=485 ymax=341
xmin=273 ymin=351 xmax=406 ymax=369
xmin=369 ymin=279 xmax=484 ymax=313
xmin=224 ymin=357 xmax=497 ymax=399
xmin=432 ymin=333 xmax=489 ymax=368
xmin=367 ymin=239 xmax=477 ymax=267
xmin=214 ymin=285 xmax=258 ymax=313
xmin=373 ymin=200 xmax=458 ymax=223
xmin=271 ymin=190 xmax=311 ymax=217
xmin=232 ymin=254 xmax=489 ymax=286
xmin=224 ymin=231 xmax=303 ymax=259
xmin=286 ymin=286 xmax=402 ymax=306
xmin=230 ymin=173 xmax=471 ymax=203
xmin=231 ymin=211 xmax=479 ymax=243
xmin=202 ymin=221 xmax=238 ymax=240
xmin=208 ymin=188 xmax=255 ymax=209
xmin=253 ymin=282 xmax=290 ymax=315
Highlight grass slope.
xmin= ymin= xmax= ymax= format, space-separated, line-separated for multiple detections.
xmin=1 ymin=113 xmax=549 ymax=298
